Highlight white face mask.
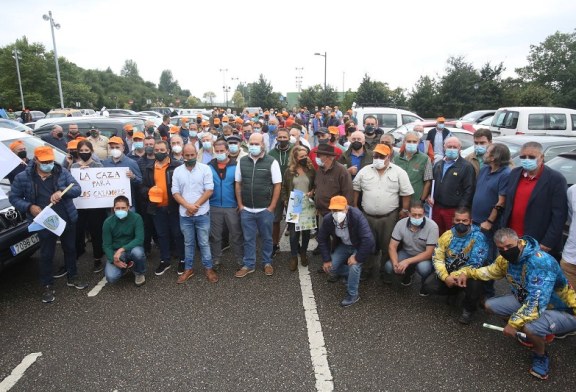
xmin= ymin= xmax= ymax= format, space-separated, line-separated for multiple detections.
xmin=373 ymin=158 xmax=386 ymax=169
xmin=289 ymin=135 xmax=297 ymax=144
xmin=172 ymin=145 xmax=183 ymax=154
xmin=333 ymin=211 xmax=346 ymax=224
xmin=110 ymin=148 xmax=122 ymax=159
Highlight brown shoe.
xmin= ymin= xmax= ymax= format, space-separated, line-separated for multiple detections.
xmin=289 ymin=256 xmax=298 ymax=271
xmin=177 ymin=269 xmax=194 ymax=284
xmin=235 ymin=267 xmax=255 ymax=278
xmin=300 ymin=251 xmax=308 ymax=267
xmin=205 ymin=268 xmax=219 ymax=283
xmin=264 ymin=264 xmax=274 ymax=276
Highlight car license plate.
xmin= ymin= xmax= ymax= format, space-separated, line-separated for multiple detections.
xmin=10 ymin=234 xmax=40 ymax=256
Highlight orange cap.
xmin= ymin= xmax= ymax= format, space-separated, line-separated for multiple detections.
xmin=76 ymin=136 xmax=86 ymax=141
xmin=133 ymin=131 xmax=145 ymax=139
xmin=373 ymin=144 xmax=391 ymax=156
xmin=328 ymin=195 xmax=348 ymax=210
xmin=196 ymin=113 xmax=202 ymax=118
xmin=201 ymin=120 xmax=209 ymax=126
xmin=170 ymin=125 xmax=180 ymax=134
xmin=67 ymin=140 xmax=79 ymax=150
xmin=148 ymin=186 xmax=164 ymax=203
xmin=235 ymin=117 xmax=244 ymax=124
xmin=181 ymin=117 xmax=188 ymax=123
xmin=222 ymin=116 xmax=229 ymax=121
xmin=34 ymin=146 xmax=55 ymax=161
xmin=328 ymin=126 xmax=339 ymax=135
xmin=213 ymin=118 xmax=221 ymax=124
xmin=123 ymin=124 xmax=134 ymax=131
xmin=9 ymin=140 xmax=25 ymax=152
xmin=108 ymin=136 xmax=124 ymax=145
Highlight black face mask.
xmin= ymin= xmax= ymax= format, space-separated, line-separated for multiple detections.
xmin=146 ymin=127 xmax=155 ymax=134
xmin=56 ymin=132 xmax=64 ymax=138
xmin=318 ymin=139 xmax=329 ymax=145
xmin=454 ymin=223 xmax=470 ymax=235
xmin=277 ymin=140 xmax=289 ymax=149
xmin=127 ymin=132 xmax=133 ymax=137
xmin=155 ymin=152 xmax=168 ymax=162
xmin=346 ymin=127 xmax=356 ymax=134
xmin=298 ymin=158 xmax=308 ymax=166
xmin=500 ymin=245 xmax=521 ymax=264
xmin=17 ymin=150 xmax=27 ymax=159
xmin=364 ymin=125 xmax=375 ymax=135
xmin=79 ymin=152 xmax=92 ymax=162
xmin=351 ymin=141 xmax=363 ymax=151
xmin=145 ymin=146 xmax=154 ymax=155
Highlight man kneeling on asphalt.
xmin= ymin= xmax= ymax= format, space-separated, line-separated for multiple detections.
xmin=318 ymin=196 xmax=375 ymax=307
xmin=421 ymin=207 xmax=489 ymax=324
xmin=103 ymin=196 xmax=146 ymax=286
xmin=383 ymin=201 xmax=439 ymax=293
xmin=456 ymin=228 xmax=576 ymax=380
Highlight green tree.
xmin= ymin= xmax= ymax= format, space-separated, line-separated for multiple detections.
xmin=355 ymin=74 xmax=392 ymax=106
xmin=203 ymin=91 xmax=216 ymax=105
xmin=159 ymin=69 xmax=181 ymax=96
xmin=501 ymin=78 xmax=554 ymax=106
xmin=438 ymin=56 xmax=480 ymax=117
xmin=248 ymin=74 xmax=280 ymax=108
xmin=231 ymin=90 xmax=245 ymax=109
xmin=516 ymin=30 xmax=576 ymax=107
xmin=298 ymin=85 xmax=321 ymax=109
xmin=475 ymin=62 xmax=505 ymax=110
xmin=340 ymin=90 xmax=357 ymax=113
xmin=389 ymin=87 xmax=408 ymax=108
xmin=409 ymin=75 xmax=439 ymax=117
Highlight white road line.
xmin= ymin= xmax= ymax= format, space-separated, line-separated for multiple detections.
xmin=0 ymin=352 xmax=42 ymax=392
xmin=87 ymin=277 xmax=107 ymax=297
xmin=298 ymin=263 xmax=334 ymax=391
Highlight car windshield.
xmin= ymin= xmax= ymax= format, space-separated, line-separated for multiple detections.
xmin=46 ymin=113 xmax=66 ymax=118
xmin=546 ymin=156 xmax=576 ymax=186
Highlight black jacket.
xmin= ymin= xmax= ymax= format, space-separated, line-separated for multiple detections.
xmin=432 ymin=158 xmax=475 ymax=208
xmin=140 ymin=159 xmax=182 ymax=214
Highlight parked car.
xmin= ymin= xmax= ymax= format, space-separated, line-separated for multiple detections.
xmin=459 ymin=110 xmax=496 ymax=124
xmin=170 ymin=115 xmax=210 ymax=127
xmin=460 ymin=135 xmax=576 ymax=166
xmin=14 ymin=110 xmax=46 ymax=122
xmin=353 ymin=106 xmax=423 ymax=132
xmin=545 ymin=152 xmax=576 ymax=187
xmin=0 ymin=119 xmax=34 ymax=133
xmin=0 ymin=128 xmax=68 ymax=273
xmin=150 ymin=107 xmax=174 ymax=116
xmin=388 ymin=121 xmax=477 ymax=150
xmin=108 ymin=109 xmax=139 ymax=116
xmin=33 ymin=117 xmax=145 ymax=140
xmin=35 ymin=109 xmax=83 ymax=129
xmin=80 ymin=109 xmax=97 ymax=116
xmin=138 ymin=111 xmax=163 ymax=118
xmin=473 ymin=115 xmax=493 ymax=131
xmin=490 ymin=106 xmax=576 ymax=136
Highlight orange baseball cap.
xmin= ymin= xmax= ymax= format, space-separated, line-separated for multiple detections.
xmin=9 ymin=140 xmax=25 ymax=152
xmin=328 ymin=126 xmax=339 ymax=135
xmin=34 ymin=146 xmax=55 ymax=161
xmin=196 ymin=113 xmax=203 ymax=118
xmin=201 ymin=120 xmax=209 ymax=126
xmin=328 ymin=195 xmax=348 ymax=210
xmin=213 ymin=118 xmax=221 ymax=124
xmin=373 ymin=144 xmax=391 ymax=156
xmin=133 ymin=131 xmax=145 ymax=139
xmin=67 ymin=140 xmax=79 ymax=150
xmin=222 ymin=116 xmax=229 ymax=121
xmin=170 ymin=125 xmax=180 ymax=134
xmin=148 ymin=186 xmax=164 ymax=203
xmin=235 ymin=117 xmax=244 ymax=124
xmin=123 ymin=124 xmax=134 ymax=131
xmin=108 ymin=136 xmax=124 ymax=145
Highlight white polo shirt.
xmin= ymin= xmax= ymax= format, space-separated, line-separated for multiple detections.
xmin=171 ymin=162 xmax=214 ymax=217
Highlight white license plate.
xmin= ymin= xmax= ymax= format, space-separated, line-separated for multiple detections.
xmin=10 ymin=234 xmax=40 ymax=256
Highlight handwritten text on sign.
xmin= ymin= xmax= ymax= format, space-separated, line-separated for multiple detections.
xmin=71 ymin=167 xmax=132 ymax=209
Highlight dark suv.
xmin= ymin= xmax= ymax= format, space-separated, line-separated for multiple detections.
xmin=33 ymin=117 xmax=146 ymax=140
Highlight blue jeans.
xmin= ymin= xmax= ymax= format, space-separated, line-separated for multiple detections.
xmin=38 ymin=223 xmax=77 ymax=286
xmin=330 ymin=244 xmax=362 ymax=297
xmin=152 ymin=207 xmax=184 ymax=262
xmin=288 ymin=223 xmax=310 ymax=256
xmin=486 ymin=294 xmax=576 ymax=337
xmin=240 ymin=209 xmax=274 ymax=269
xmin=383 ymin=249 xmax=433 ymax=281
xmin=105 ymin=246 xmax=147 ymax=284
xmin=180 ymin=213 xmax=212 ymax=270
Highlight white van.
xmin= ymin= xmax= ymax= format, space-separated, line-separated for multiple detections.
xmin=490 ymin=107 xmax=576 ymax=136
xmin=352 ymin=107 xmax=423 ymax=132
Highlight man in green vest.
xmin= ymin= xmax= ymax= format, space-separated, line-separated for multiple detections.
xmin=234 ymin=133 xmax=282 ymax=278
xmin=393 ymin=131 xmax=433 ymax=204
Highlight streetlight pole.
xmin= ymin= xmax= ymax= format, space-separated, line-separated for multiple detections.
xmin=43 ymin=11 xmax=64 ymax=109
xmin=314 ymin=52 xmax=327 ymax=103
xmin=219 ymin=68 xmax=229 ymax=108
xmin=12 ymin=49 xmax=25 ymax=110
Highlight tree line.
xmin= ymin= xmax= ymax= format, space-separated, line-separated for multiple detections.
xmin=1 ymin=30 xmax=574 ymax=116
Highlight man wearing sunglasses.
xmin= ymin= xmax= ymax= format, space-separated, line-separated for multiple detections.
xmin=502 ymin=142 xmax=567 ymax=260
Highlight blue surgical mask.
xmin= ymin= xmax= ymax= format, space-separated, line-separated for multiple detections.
xmin=268 ymin=125 xmax=277 ymax=133
xmin=410 ymin=217 xmax=424 ymax=226
xmin=249 ymin=145 xmax=261 ymax=156
xmin=253 ymin=128 xmax=261 ymax=133
xmin=521 ymin=158 xmax=538 ymax=172
xmin=474 ymin=145 xmax=487 ymax=155
xmin=190 ymin=131 xmax=197 ymax=138
xmin=315 ymin=157 xmax=324 ymax=167
xmin=215 ymin=153 xmax=227 ymax=162
xmin=445 ymin=148 xmax=459 ymax=160
xmin=228 ymin=144 xmax=239 ymax=153
xmin=437 ymin=123 xmax=445 ymax=130
xmin=39 ymin=162 xmax=54 ymax=173
xmin=405 ymin=143 xmax=418 ymax=153
xmin=115 ymin=210 xmax=128 ymax=220
xmin=222 ymin=122 xmax=229 ymax=126
xmin=202 ymin=141 xmax=212 ymax=150
xmin=133 ymin=141 xmax=144 ymax=150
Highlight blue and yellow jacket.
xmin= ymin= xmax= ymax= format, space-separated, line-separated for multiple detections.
xmin=433 ymin=225 xmax=489 ymax=281
xmin=460 ymin=236 xmax=576 ymax=329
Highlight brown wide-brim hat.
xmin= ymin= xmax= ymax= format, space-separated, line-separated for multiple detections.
xmin=316 ymin=143 xmax=336 ymax=156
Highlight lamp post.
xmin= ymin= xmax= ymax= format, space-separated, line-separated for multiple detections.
xmin=314 ymin=52 xmax=328 ymax=104
xmin=43 ymin=11 xmax=64 ymax=109
xmin=219 ymin=68 xmax=229 ymax=108
xmin=295 ymin=67 xmax=304 ymax=92
xmin=12 ymin=49 xmax=25 ymax=110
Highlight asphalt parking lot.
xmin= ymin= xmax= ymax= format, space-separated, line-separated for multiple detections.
xmin=1 ymin=233 xmax=575 ymax=391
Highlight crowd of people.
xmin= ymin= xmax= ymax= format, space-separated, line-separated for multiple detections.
xmin=6 ymin=105 xmax=576 ymax=381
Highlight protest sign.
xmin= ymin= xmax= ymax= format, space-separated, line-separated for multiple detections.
xmin=71 ymin=167 xmax=131 ymax=209
xmin=286 ymin=190 xmax=317 ymax=231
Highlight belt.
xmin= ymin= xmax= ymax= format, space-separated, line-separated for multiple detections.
xmin=365 ymin=211 xmax=396 ymax=219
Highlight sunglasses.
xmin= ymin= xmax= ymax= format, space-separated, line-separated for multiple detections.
xmin=519 ymin=155 xmax=538 ymax=159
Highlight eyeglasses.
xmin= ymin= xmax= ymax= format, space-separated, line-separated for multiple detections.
xmin=519 ymin=155 xmax=538 ymax=159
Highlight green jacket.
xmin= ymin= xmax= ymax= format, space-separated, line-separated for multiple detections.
xmin=102 ymin=211 xmax=144 ymax=262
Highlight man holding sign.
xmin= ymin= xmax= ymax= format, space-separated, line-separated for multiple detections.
xmin=9 ymin=146 xmax=87 ymax=303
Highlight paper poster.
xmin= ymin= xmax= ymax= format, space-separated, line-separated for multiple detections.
xmin=71 ymin=167 xmax=132 ymax=209
xmin=286 ymin=191 xmax=317 ymax=231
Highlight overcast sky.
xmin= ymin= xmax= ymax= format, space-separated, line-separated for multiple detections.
xmin=2 ymin=0 xmax=575 ymax=104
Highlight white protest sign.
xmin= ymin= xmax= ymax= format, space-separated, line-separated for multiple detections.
xmin=71 ymin=167 xmax=132 ymax=209
xmin=0 ymin=142 xmax=23 ymax=181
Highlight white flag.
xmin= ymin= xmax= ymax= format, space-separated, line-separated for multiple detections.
xmin=32 ymin=206 xmax=67 ymax=236
xmin=0 ymin=141 xmax=23 ymax=181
